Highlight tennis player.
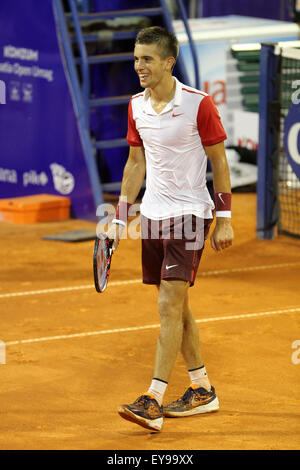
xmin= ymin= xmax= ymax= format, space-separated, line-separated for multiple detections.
xmin=107 ymin=26 xmax=234 ymax=432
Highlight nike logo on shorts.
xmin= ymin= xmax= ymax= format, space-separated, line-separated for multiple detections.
xmin=166 ymin=264 xmax=179 ymax=270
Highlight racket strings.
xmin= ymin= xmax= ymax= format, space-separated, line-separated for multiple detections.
xmin=94 ymin=236 xmax=113 ymax=292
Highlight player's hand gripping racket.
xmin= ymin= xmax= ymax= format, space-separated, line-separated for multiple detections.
xmin=93 ymin=234 xmax=113 ymax=293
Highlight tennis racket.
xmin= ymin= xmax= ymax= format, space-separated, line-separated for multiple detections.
xmin=93 ymin=234 xmax=113 ymax=293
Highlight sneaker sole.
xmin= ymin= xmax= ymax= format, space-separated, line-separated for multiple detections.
xmin=164 ymin=396 xmax=219 ymax=418
xmin=118 ymin=405 xmax=163 ymax=432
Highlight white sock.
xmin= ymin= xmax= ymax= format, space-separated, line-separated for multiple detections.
xmin=188 ymin=366 xmax=211 ymax=392
xmin=147 ymin=378 xmax=168 ymax=406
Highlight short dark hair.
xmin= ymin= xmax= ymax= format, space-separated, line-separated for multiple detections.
xmin=135 ymin=26 xmax=179 ymax=63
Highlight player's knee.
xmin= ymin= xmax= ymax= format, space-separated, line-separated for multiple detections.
xmin=158 ymin=283 xmax=187 ymax=322
xmin=158 ymin=298 xmax=181 ymax=323
xmin=159 ymin=279 xmax=188 ymax=300
xmin=158 ymin=296 xmax=183 ymax=321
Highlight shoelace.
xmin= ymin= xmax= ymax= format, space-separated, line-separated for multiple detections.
xmin=173 ymin=387 xmax=211 ymax=405
xmin=134 ymin=395 xmax=157 ymax=408
xmin=170 ymin=388 xmax=193 ymax=406
xmin=180 ymin=387 xmax=195 ymax=404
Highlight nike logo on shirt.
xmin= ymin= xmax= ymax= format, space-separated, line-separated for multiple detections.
xmin=172 ymin=113 xmax=183 ymax=118
xmin=166 ymin=264 xmax=179 ymax=270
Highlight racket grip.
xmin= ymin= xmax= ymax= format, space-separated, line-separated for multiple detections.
xmin=115 ymin=201 xmax=132 ymax=224
xmin=112 ymin=218 xmax=126 ymax=227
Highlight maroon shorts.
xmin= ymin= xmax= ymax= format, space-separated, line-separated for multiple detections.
xmin=141 ymin=214 xmax=212 ymax=286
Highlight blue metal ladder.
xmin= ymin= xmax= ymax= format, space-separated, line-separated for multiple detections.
xmin=53 ymin=0 xmax=200 ymax=208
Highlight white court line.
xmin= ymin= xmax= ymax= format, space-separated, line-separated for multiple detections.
xmin=200 ymin=262 xmax=300 ymax=276
xmin=1 ymin=262 xmax=300 ymax=299
xmin=0 ymin=279 xmax=139 ymax=299
xmin=5 ymin=307 xmax=300 ymax=346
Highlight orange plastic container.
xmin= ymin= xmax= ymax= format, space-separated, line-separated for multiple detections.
xmin=0 ymin=194 xmax=71 ymax=224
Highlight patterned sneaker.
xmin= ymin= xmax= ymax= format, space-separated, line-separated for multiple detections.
xmin=163 ymin=384 xmax=219 ymax=417
xmin=118 ymin=394 xmax=163 ymax=431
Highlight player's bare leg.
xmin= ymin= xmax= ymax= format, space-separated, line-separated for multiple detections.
xmin=153 ymin=279 xmax=189 ymax=382
xmin=118 ymin=279 xmax=188 ymax=432
xmin=181 ymin=291 xmax=204 ymax=370
xmin=163 ymin=290 xmax=219 ymax=417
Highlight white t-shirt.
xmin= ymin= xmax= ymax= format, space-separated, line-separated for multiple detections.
xmin=127 ymin=77 xmax=227 ymax=220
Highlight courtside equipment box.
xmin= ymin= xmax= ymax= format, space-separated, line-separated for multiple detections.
xmin=0 ymin=194 xmax=71 ymax=224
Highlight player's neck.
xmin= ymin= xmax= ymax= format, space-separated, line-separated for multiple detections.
xmin=149 ymin=75 xmax=175 ymax=104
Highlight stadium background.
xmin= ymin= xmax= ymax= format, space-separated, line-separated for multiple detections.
xmin=0 ymin=0 xmax=299 ymax=451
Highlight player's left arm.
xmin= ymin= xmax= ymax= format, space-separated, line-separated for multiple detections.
xmin=204 ymin=141 xmax=234 ymax=252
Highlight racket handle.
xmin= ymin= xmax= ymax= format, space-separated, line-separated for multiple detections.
xmin=115 ymin=201 xmax=132 ymax=224
xmin=112 ymin=218 xmax=126 ymax=227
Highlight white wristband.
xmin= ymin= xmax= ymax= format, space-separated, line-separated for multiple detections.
xmin=216 ymin=211 xmax=231 ymax=218
xmin=112 ymin=218 xmax=126 ymax=227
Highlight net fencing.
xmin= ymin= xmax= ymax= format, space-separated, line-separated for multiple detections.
xmin=256 ymin=42 xmax=300 ymax=240
xmin=278 ymin=46 xmax=300 ymax=238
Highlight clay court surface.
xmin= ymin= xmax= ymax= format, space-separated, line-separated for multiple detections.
xmin=0 ymin=193 xmax=299 ymax=450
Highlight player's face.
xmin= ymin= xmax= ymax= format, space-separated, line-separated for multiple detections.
xmin=134 ymin=43 xmax=172 ymax=89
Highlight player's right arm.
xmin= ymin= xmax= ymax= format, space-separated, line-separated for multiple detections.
xmin=107 ymin=145 xmax=145 ymax=250
xmin=120 ymin=144 xmax=146 ymax=204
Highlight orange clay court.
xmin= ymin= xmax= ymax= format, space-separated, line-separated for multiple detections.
xmin=0 ymin=193 xmax=299 ymax=450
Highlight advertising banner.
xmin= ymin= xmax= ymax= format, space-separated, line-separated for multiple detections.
xmin=284 ymin=102 xmax=300 ymax=181
xmin=173 ymin=16 xmax=299 ymax=132
xmin=0 ymin=0 xmax=96 ymax=220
